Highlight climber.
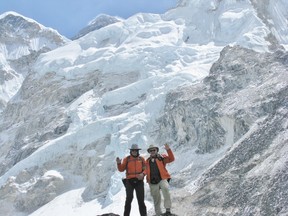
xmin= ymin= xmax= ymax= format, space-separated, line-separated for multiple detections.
xmin=116 ymin=144 xmax=147 ymax=216
xmin=145 ymin=143 xmax=175 ymax=216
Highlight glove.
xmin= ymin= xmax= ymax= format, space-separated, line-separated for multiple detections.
xmin=137 ymin=173 xmax=144 ymax=180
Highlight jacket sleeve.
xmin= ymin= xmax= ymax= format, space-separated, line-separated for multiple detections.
xmin=163 ymin=149 xmax=175 ymax=164
xmin=142 ymin=159 xmax=148 ymax=176
xmin=117 ymin=157 xmax=128 ymax=172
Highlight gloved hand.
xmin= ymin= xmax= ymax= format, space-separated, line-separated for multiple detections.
xmin=137 ymin=173 xmax=144 ymax=180
xmin=116 ymin=157 xmax=121 ymax=164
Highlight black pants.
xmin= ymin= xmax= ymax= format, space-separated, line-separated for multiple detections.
xmin=124 ymin=178 xmax=147 ymax=216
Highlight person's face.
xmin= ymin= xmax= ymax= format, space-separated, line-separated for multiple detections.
xmin=131 ymin=149 xmax=139 ymax=156
xmin=148 ymin=148 xmax=157 ymax=156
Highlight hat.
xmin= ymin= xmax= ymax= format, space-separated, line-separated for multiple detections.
xmin=130 ymin=144 xmax=141 ymax=150
xmin=147 ymin=144 xmax=159 ymax=153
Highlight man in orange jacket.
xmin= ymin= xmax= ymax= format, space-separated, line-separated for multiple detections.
xmin=145 ymin=143 xmax=175 ymax=216
xmin=116 ymin=144 xmax=147 ymax=216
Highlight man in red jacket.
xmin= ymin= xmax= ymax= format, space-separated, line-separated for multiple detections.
xmin=116 ymin=144 xmax=147 ymax=216
xmin=145 ymin=143 xmax=175 ymax=216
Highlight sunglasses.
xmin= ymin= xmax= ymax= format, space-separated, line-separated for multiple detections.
xmin=148 ymin=149 xmax=157 ymax=153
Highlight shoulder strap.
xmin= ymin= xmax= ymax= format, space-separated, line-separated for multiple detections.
xmin=157 ymin=154 xmax=164 ymax=161
xmin=139 ymin=156 xmax=145 ymax=170
xmin=156 ymin=154 xmax=166 ymax=166
xmin=125 ymin=155 xmax=130 ymax=169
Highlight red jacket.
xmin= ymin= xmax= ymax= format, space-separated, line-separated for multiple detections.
xmin=117 ymin=155 xmax=145 ymax=179
xmin=144 ymin=149 xmax=175 ymax=183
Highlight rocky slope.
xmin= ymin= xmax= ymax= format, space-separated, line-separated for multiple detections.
xmin=169 ymin=46 xmax=288 ymax=216
xmin=0 ymin=1 xmax=287 ymax=215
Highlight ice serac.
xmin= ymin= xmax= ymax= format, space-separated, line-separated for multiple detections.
xmin=165 ymin=0 xmax=288 ymax=50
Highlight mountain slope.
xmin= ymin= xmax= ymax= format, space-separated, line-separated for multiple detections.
xmin=168 ymin=46 xmax=288 ymax=215
xmin=72 ymin=14 xmax=122 ymax=40
xmin=0 ymin=11 xmax=69 ymax=112
xmin=0 ymin=1 xmax=287 ymax=215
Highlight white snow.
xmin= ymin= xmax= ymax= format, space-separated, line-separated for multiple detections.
xmin=0 ymin=0 xmax=288 ymax=215
xmin=29 ymin=187 xmax=153 ymax=216
xmin=0 ymin=53 xmax=24 ymax=105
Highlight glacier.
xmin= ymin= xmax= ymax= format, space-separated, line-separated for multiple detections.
xmin=0 ymin=0 xmax=287 ymax=215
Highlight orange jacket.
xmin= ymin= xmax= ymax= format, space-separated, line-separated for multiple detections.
xmin=144 ymin=149 xmax=175 ymax=183
xmin=117 ymin=155 xmax=146 ymax=179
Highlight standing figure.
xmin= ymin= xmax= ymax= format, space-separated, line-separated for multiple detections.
xmin=145 ymin=144 xmax=175 ymax=216
xmin=116 ymin=144 xmax=147 ymax=216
